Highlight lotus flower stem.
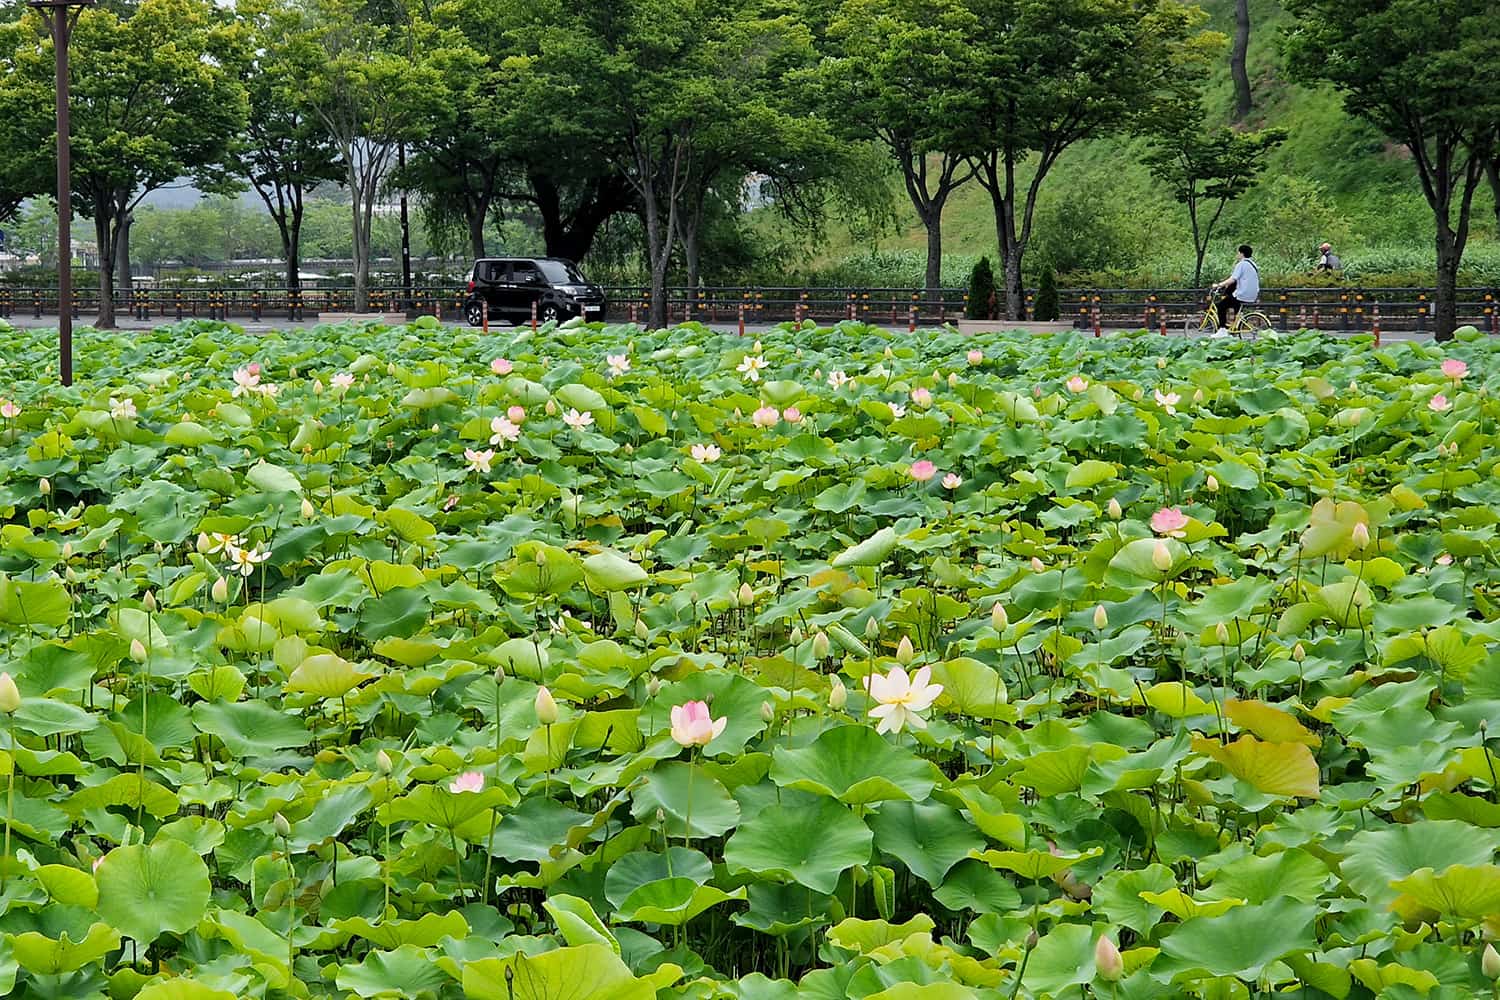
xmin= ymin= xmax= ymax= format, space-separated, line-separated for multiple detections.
xmin=2 ymin=713 xmax=14 ymax=892
xmin=382 ymin=776 xmax=392 ymax=917
xmin=683 ymin=753 xmax=695 ymax=853
xmin=483 ymin=670 xmax=503 ymax=907
xmin=451 ymin=827 xmax=466 ymax=901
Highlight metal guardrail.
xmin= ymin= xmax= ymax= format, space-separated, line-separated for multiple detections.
xmin=0 ymin=284 xmax=1496 ymax=331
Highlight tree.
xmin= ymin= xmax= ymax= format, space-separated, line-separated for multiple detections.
xmin=1034 ymin=264 xmax=1059 ymax=320
xmin=235 ymin=0 xmax=344 ymax=295
xmin=1230 ymin=0 xmax=1252 ymax=122
xmin=962 ymin=0 xmax=1215 ymax=319
xmin=820 ymin=0 xmax=975 ymax=299
xmin=1146 ymin=114 xmax=1286 ymax=286
xmin=1285 ymin=0 xmax=1500 ymax=340
xmin=288 ymin=0 xmax=452 ymax=310
xmin=1 ymin=0 xmax=247 ymax=327
xmin=965 ymin=256 xmax=996 ymax=319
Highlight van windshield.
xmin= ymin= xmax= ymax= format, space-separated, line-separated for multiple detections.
xmin=536 ymin=260 xmax=587 ymax=285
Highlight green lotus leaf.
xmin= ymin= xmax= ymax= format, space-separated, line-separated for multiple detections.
xmin=462 ymin=944 xmax=681 ymax=1000
xmin=770 ymin=725 xmax=937 ymax=805
xmin=286 ymin=652 xmax=372 ymax=699
xmin=330 ymin=912 xmax=470 ymax=950
xmin=831 ymin=526 xmax=898 ymax=568
xmin=724 ymin=798 xmax=872 ymax=894
xmin=95 ymin=841 xmax=211 ymax=946
xmin=869 ymin=799 xmax=986 ymax=888
xmin=630 ymin=761 xmax=740 ymax=839
xmin=383 ymin=785 xmax=512 ymax=833
xmin=581 ymin=549 xmax=650 ymax=592
xmin=335 ymin=945 xmax=451 ymax=998
xmin=543 ymin=894 xmax=619 ymax=952
xmin=134 ymin=982 xmax=240 ymax=1000
xmin=11 ymin=921 xmax=120 ymax=975
xmin=1159 ymin=897 xmax=1319 ymax=981
xmin=614 ymin=877 xmax=747 ymax=926
xmin=246 ymin=459 xmax=303 ymax=494
xmin=1390 ymin=863 xmax=1500 ymax=919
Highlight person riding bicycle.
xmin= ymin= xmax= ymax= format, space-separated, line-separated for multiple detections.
xmin=1210 ymin=244 xmax=1259 ymax=336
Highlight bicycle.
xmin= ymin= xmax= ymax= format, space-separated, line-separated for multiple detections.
xmin=1183 ymin=293 xmax=1273 ymax=340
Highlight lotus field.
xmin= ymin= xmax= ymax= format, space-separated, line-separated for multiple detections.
xmin=3 ymin=316 xmax=1500 ymax=1000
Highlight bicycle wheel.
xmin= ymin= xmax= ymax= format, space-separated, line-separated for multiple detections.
xmin=1237 ymin=312 xmax=1272 ymax=340
xmin=1183 ymin=310 xmax=1211 ymax=337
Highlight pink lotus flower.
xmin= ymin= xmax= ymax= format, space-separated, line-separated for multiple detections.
xmin=491 ymin=358 xmax=513 ymax=375
xmin=247 ymin=362 xmax=261 ymax=377
xmin=489 ymin=415 xmax=521 ymax=444
xmin=331 ymin=372 xmax=355 ymax=393
xmin=911 ymin=387 xmax=933 ymax=407
xmin=864 ymin=665 xmax=943 ymax=735
xmin=1150 ymin=506 xmax=1189 ymax=538
xmin=783 ymin=406 xmax=802 ymax=423
xmin=690 ymin=443 xmax=721 ymax=463
xmin=670 ymin=700 xmax=727 ymax=748
xmin=563 ymin=408 xmax=594 ymax=431
xmin=606 ymin=353 xmax=631 ymax=377
xmin=464 ymin=447 xmax=495 ymax=474
xmin=942 ymin=473 xmax=963 ymax=490
xmin=1429 ymin=393 xmax=1451 ymax=412
xmin=1153 ymin=388 xmax=1180 ymax=414
xmin=1066 ymin=376 xmax=1088 ymax=394
xmin=0 ymin=400 xmax=19 ymax=419
xmin=507 ymin=405 xmax=526 ymax=423
xmin=827 ymin=370 xmax=850 ymax=390
xmin=966 ymin=349 xmax=983 ymax=366
xmin=909 ymin=460 xmax=937 ymax=482
xmin=1436 ymin=553 xmax=1453 ymax=566
xmin=449 ymin=770 xmax=484 ymax=794
xmin=232 ymin=367 xmax=261 ymax=397
xmin=1442 ymin=359 xmax=1468 ymax=381
xmin=752 ymin=405 xmax=779 ymax=428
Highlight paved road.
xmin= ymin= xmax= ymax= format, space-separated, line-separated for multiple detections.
xmin=1 ymin=313 xmax=1440 ymax=342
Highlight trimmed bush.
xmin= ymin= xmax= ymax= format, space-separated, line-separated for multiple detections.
xmin=965 ymin=256 xmax=997 ymax=319
xmin=1034 ymin=266 xmax=1060 ymax=321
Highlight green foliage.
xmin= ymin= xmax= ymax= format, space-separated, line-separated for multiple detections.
xmin=1034 ymin=265 xmax=1059 ymax=320
xmin=964 ymin=256 xmax=995 ymax=319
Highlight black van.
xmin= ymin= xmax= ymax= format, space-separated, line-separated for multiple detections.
xmin=463 ymin=257 xmax=608 ymax=326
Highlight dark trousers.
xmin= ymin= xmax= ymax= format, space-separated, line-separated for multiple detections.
xmin=1214 ymin=290 xmax=1241 ymax=327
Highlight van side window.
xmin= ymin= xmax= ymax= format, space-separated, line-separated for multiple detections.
xmin=513 ymin=263 xmax=544 ymax=285
xmin=481 ymin=261 xmax=508 ymax=283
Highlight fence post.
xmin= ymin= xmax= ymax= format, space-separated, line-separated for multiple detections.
xmin=908 ymin=303 xmax=917 ymax=334
xmin=530 ymin=300 xmax=537 ymax=332
xmin=1092 ymin=304 xmax=1102 ymax=338
xmin=1278 ymin=292 xmax=1289 ymax=331
xmin=1415 ymin=293 xmax=1427 ymax=334
xmin=1298 ymin=304 xmax=1307 ymax=331
xmin=1372 ymin=303 xmax=1381 ymax=346
xmin=33 ymin=290 xmax=41 ymax=319
xmin=738 ymin=302 xmax=746 ymax=337
xmin=482 ymin=297 xmax=489 ymax=334
xmin=1339 ymin=291 xmax=1350 ymax=331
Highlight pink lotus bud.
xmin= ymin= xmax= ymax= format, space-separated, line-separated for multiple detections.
xmin=1095 ymin=934 xmax=1123 ymax=982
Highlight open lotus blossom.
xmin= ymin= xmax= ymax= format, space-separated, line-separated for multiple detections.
xmin=737 ymin=354 xmax=768 ymax=382
xmin=1442 ymin=359 xmax=1468 ymax=381
xmin=783 ymin=406 xmax=802 ymax=423
xmin=507 ymin=405 xmax=526 ymax=423
xmin=752 ymin=405 xmax=779 ymax=428
xmin=1153 ymin=388 xmax=1180 ymax=414
xmin=232 ymin=367 xmax=260 ymax=397
xmin=1150 ymin=506 xmax=1190 ymax=538
xmin=1429 ymin=393 xmax=1451 ymax=412
xmin=888 ymin=402 xmax=907 ymax=419
xmin=606 ymin=353 xmax=631 ymax=377
xmin=690 ymin=443 xmax=721 ymax=463
xmin=670 ymin=700 xmax=727 ymax=747
xmin=864 ymin=665 xmax=943 ymax=735
xmin=109 ymin=397 xmax=137 ymax=420
xmin=1436 ymin=552 xmax=1453 ymax=566
xmin=490 ymin=357 xmax=513 ymax=375
xmin=489 ymin=416 xmax=521 ymax=445
xmin=464 ymin=447 xmax=495 ymax=474
xmin=198 ymin=531 xmax=241 ymax=555
xmin=449 ymin=770 xmax=484 ymax=794
xmin=563 ymin=408 xmax=594 ymax=431
xmin=1066 ymin=376 xmax=1089 ymax=393
xmin=942 ymin=473 xmax=963 ymax=490
xmin=225 ymin=542 xmax=270 ymax=577
xmin=0 ymin=400 xmax=20 ymax=419
xmin=827 ymin=370 xmax=850 ymax=389
xmin=909 ymin=459 xmax=937 ymax=482
xmin=911 ymin=387 xmax=933 ymax=407
xmin=967 ymin=349 xmax=983 ymax=365
xmin=330 ymin=372 xmax=355 ymax=393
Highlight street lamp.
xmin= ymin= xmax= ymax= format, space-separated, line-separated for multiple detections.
xmin=29 ymin=0 xmax=93 ymax=388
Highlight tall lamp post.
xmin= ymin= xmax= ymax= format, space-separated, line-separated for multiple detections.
xmin=29 ymin=0 xmax=93 ymax=388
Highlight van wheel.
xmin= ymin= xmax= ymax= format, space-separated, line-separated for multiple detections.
xmin=465 ymin=302 xmax=484 ymax=327
xmin=540 ymin=303 xmax=562 ymax=324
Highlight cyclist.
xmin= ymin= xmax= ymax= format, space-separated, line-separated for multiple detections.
xmin=1210 ymin=244 xmax=1259 ymax=337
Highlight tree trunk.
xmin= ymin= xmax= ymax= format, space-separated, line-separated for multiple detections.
xmin=1488 ymin=159 xmax=1500 ymax=239
xmin=114 ymin=209 xmax=132 ymax=313
xmin=468 ymin=208 xmax=487 ymax=259
xmin=93 ymin=209 xmax=116 ymax=329
xmin=1002 ymin=248 xmax=1026 ymax=323
xmin=922 ymin=207 xmax=942 ymax=304
xmin=642 ymin=187 xmax=669 ymax=330
xmin=349 ymin=160 xmax=370 ymax=312
xmin=1231 ymin=0 xmax=1252 ymax=122
xmin=1434 ymin=224 xmax=1461 ymax=342
xmin=285 ymin=217 xmax=302 ymax=296
xmin=683 ymin=225 xmax=701 ymax=301
xmin=532 ymin=172 xmax=635 ymax=263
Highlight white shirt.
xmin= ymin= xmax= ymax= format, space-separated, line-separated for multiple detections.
xmin=1230 ymin=259 xmax=1259 ymax=303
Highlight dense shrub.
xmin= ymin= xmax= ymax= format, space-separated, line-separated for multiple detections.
xmin=965 ymin=256 xmax=997 ymax=319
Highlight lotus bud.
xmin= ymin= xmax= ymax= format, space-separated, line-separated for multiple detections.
xmin=738 ymin=582 xmax=755 ymax=607
xmin=274 ymin=812 xmax=292 ymax=838
xmin=535 ymin=550 xmax=547 ymax=566
xmin=1351 ymin=521 xmax=1370 ymax=549
xmin=864 ymin=617 xmax=880 ymax=640
xmin=1095 ymin=935 xmax=1124 ymax=982
xmin=656 ymin=808 xmax=667 ymax=826
xmin=1030 ymin=556 xmax=1045 ymax=573
xmin=812 ymin=630 xmax=830 ymax=659
xmin=1156 ymin=358 xmax=1167 ymax=369
xmin=0 ymin=672 xmax=20 ymax=714
xmin=1132 ymin=388 xmax=1144 ymax=401
xmin=753 ymin=340 xmax=763 ymax=353
xmin=646 ymin=676 xmax=662 ymax=698
xmin=1485 ymin=943 xmax=1500 ymax=980
xmin=1215 ymin=621 xmax=1230 ymax=645
xmin=1151 ymin=540 xmax=1173 ymax=572
xmin=1107 ymin=496 xmax=1122 ymax=520
xmin=301 ymin=498 xmax=316 ymax=520
xmin=142 ymin=590 xmax=157 ymax=613
xmin=211 ymin=576 xmax=229 ymax=603
xmin=1025 ymin=930 xmax=1039 ymax=950
xmin=1093 ymin=604 xmax=1109 ymax=630
xmin=1193 ymin=388 xmax=1204 ymax=404
xmin=1206 ymin=474 xmax=1219 ymax=493
xmin=1292 ymin=642 xmax=1306 ymax=662
xmin=545 ymin=399 xmax=557 ymax=416
xmin=895 ymin=636 xmax=915 ymax=665
xmin=313 ymin=379 xmax=324 ymax=394
xmin=829 ymin=676 xmax=847 ymax=711
xmin=991 ymin=602 xmax=1008 ymax=631
xmin=129 ymin=639 xmax=148 ymax=663
xmin=635 ymin=618 xmax=649 ymax=643
xmin=761 ymin=701 xmax=774 ymax=723
xmin=947 ymin=373 xmax=959 ymax=388
xmin=494 ymin=663 xmax=506 ymax=684
xmin=39 ymin=478 xmax=50 ymax=496
xmin=61 ymin=542 xmax=72 ymax=560
xmin=535 ymin=686 xmax=559 ymax=725
xmin=196 ymin=532 xmax=214 ymax=554
xmin=790 ymin=626 xmax=805 ymax=646
xmin=376 ymin=749 xmax=393 ymax=775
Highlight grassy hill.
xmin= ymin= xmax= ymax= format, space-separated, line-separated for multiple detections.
xmin=798 ymin=0 xmax=1500 ymax=288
